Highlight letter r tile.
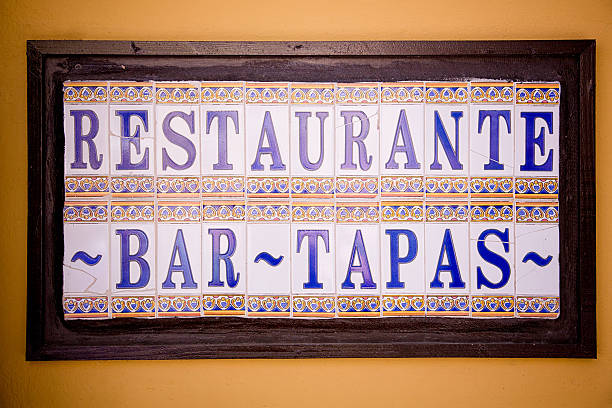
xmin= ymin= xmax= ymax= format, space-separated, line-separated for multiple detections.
xmin=64 ymin=103 xmax=110 ymax=176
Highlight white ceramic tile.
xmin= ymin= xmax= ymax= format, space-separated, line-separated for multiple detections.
xmin=470 ymin=223 xmax=515 ymax=295
xmin=246 ymin=105 xmax=290 ymax=177
xmin=424 ymin=223 xmax=470 ymax=294
xmin=469 ymin=104 xmax=514 ymax=176
xmin=156 ymin=105 xmax=200 ymax=176
xmin=64 ymin=104 xmax=109 ymax=176
xmin=290 ymin=105 xmax=334 ymax=177
xmin=380 ymin=104 xmax=424 ymax=176
xmin=110 ymin=105 xmax=155 ymax=176
xmin=424 ymin=104 xmax=469 ymax=176
xmin=63 ymin=80 xmax=564 ymax=320
xmin=381 ymin=222 xmax=425 ymax=294
xmin=515 ymin=105 xmax=559 ymax=178
xmin=202 ymin=222 xmax=246 ymax=294
xmin=335 ymin=224 xmax=380 ymax=295
xmin=247 ymin=223 xmax=291 ymax=294
xmin=110 ymin=222 xmax=156 ymax=294
xmin=515 ymin=224 xmax=559 ymax=296
xmin=201 ymin=104 xmax=245 ymax=176
xmin=335 ymin=105 xmax=379 ymax=176
xmin=63 ymin=223 xmax=109 ymax=294
xmin=157 ymin=224 xmax=202 ymax=295
xmin=291 ymin=223 xmax=335 ymax=294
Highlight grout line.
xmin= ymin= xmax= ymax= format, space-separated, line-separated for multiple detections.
xmin=513 ymin=81 xmax=518 ymax=318
xmin=199 ymin=81 xmax=205 ymax=318
xmin=423 ymin=85 xmax=428 ymax=317
xmin=153 ymin=82 xmax=158 ymax=319
xmin=105 ymin=81 xmax=112 ymax=318
xmin=377 ymin=83 xmax=382 ymax=317
xmin=288 ymin=83 xmax=293 ymax=318
xmin=63 ymin=80 xmax=561 ymax=321
xmin=241 ymin=82 xmax=246 ymax=318
xmin=467 ymin=83 xmax=472 ymax=318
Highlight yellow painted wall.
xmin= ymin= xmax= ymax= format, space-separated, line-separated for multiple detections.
xmin=0 ymin=0 xmax=610 ymax=406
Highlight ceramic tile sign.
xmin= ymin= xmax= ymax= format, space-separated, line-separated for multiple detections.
xmin=62 ymin=80 xmax=560 ymax=320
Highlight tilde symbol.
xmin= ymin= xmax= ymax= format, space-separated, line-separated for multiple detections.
xmin=254 ymin=252 xmax=283 ymax=266
xmin=71 ymin=251 xmax=102 ymax=266
xmin=521 ymin=252 xmax=552 ymax=267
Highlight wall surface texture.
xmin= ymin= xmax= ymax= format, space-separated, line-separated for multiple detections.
xmin=0 ymin=0 xmax=610 ymax=406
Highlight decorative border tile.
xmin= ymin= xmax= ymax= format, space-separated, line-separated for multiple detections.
xmin=291 ymin=177 xmax=334 ymax=198
xmin=290 ymin=83 xmax=334 ymax=104
xmin=111 ymin=296 xmax=156 ymax=318
xmin=425 ymin=82 xmax=469 ymax=103
xmin=63 ymin=296 xmax=109 ymax=319
xmin=64 ymin=201 xmax=108 ymax=222
xmin=155 ymin=82 xmax=199 ymax=104
xmin=246 ymin=202 xmax=291 ymax=222
xmin=336 ymin=177 xmax=378 ymax=198
xmin=380 ymin=201 xmax=424 ymax=222
xmin=202 ymin=294 xmax=246 ymax=316
xmin=157 ymin=176 xmax=200 ymax=198
xmin=516 ymin=296 xmax=560 ymax=318
xmin=65 ymin=176 xmax=109 ymax=198
xmin=470 ymin=177 xmax=513 ymax=198
xmin=515 ymin=83 xmax=560 ymax=104
xmin=336 ymin=202 xmax=379 ymax=223
xmin=202 ymin=201 xmax=245 ymax=221
xmin=337 ymin=296 xmax=381 ymax=317
xmin=157 ymin=201 xmax=201 ymax=222
xmin=245 ymin=82 xmax=289 ymax=104
xmin=381 ymin=176 xmax=424 ymax=198
xmin=470 ymin=201 xmax=514 ymax=222
xmin=111 ymin=176 xmax=155 ymax=197
xmin=426 ymin=295 xmax=470 ymax=316
xmin=201 ymin=176 xmax=244 ymax=198
xmin=515 ymin=177 xmax=559 ymax=200
xmin=380 ymin=82 xmax=424 ymax=103
xmin=471 ymin=296 xmax=515 ymax=317
xmin=109 ymin=82 xmax=154 ymax=103
xmin=470 ymin=82 xmax=514 ymax=103
xmin=62 ymin=80 xmax=564 ymax=321
xmin=382 ymin=295 xmax=426 ymax=317
xmin=425 ymin=177 xmax=469 ymax=198
xmin=292 ymin=202 xmax=335 ymax=222
xmin=336 ymin=83 xmax=379 ymax=104
xmin=110 ymin=201 xmax=155 ymax=222
xmin=246 ymin=177 xmax=290 ymax=198
xmin=63 ymin=82 xmax=108 ymax=103
xmin=425 ymin=202 xmax=469 ymax=222
xmin=158 ymin=295 xmax=201 ymax=317
xmin=292 ymin=296 xmax=336 ymax=317
xmin=201 ymin=82 xmax=244 ymax=104
xmin=247 ymin=295 xmax=291 ymax=317
xmin=515 ymin=202 xmax=559 ymax=223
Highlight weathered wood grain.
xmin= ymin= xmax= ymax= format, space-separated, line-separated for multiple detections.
xmin=26 ymin=41 xmax=596 ymax=360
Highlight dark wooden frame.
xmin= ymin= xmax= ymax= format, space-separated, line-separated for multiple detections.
xmin=26 ymin=40 xmax=596 ymax=360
